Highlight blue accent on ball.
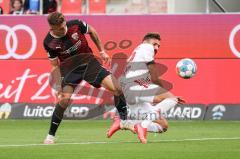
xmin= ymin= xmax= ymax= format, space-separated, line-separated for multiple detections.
xmin=180 ymin=65 xmax=188 ymax=72
xmin=183 ymin=60 xmax=192 ymax=65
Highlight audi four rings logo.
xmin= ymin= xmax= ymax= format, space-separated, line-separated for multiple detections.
xmin=0 ymin=24 xmax=37 ymax=59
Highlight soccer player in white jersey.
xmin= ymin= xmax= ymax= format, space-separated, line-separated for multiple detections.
xmin=107 ymin=33 xmax=184 ymax=143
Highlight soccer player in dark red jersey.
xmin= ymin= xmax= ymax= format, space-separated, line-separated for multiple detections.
xmin=43 ymin=12 xmax=129 ymax=144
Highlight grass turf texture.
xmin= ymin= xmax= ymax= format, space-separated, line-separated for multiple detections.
xmin=0 ymin=120 xmax=239 ymax=159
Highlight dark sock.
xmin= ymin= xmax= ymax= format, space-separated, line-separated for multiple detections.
xmin=114 ymin=94 xmax=127 ymax=120
xmin=48 ymin=103 xmax=65 ymax=136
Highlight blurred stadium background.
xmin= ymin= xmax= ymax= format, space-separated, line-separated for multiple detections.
xmin=0 ymin=0 xmax=240 ymax=159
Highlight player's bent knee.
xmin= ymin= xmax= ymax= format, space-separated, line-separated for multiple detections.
xmin=111 ymin=87 xmax=122 ymax=96
xmin=101 ymin=75 xmax=122 ymax=96
xmin=111 ymin=82 xmax=123 ymax=96
xmin=59 ymin=98 xmax=71 ymax=108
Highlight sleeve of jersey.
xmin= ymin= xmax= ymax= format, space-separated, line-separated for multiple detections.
xmin=141 ymin=44 xmax=155 ymax=65
xmin=77 ymin=20 xmax=88 ymax=34
xmin=44 ymin=43 xmax=58 ymax=60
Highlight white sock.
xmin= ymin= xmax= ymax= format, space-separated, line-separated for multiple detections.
xmin=120 ymin=120 xmax=134 ymax=130
xmin=147 ymin=122 xmax=163 ymax=133
xmin=46 ymin=134 xmax=55 ymax=140
xmin=153 ymin=98 xmax=178 ymax=114
xmin=141 ymin=120 xmax=152 ymax=128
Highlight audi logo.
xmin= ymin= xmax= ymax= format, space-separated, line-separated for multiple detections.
xmin=0 ymin=24 xmax=37 ymax=59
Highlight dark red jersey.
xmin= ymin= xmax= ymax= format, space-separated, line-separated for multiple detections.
xmin=43 ymin=19 xmax=93 ymax=62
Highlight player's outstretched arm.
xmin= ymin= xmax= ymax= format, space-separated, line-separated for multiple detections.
xmin=88 ymin=25 xmax=111 ymax=65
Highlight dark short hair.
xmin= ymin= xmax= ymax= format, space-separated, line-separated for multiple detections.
xmin=47 ymin=12 xmax=65 ymax=25
xmin=142 ymin=32 xmax=161 ymax=41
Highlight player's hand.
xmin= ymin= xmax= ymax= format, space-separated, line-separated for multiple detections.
xmin=176 ymin=97 xmax=185 ymax=104
xmin=55 ymin=90 xmax=62 ymax=99
xmin=100 ymin=51 xmax=111 ymax=66
xmin=53 ymin=85 xmax=63 ymax=104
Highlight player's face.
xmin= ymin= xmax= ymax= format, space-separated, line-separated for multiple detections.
xmin=148 ymin=38 xmax=160 ymax=54
xmin=50 ymin=21 xmax=68 ymax=37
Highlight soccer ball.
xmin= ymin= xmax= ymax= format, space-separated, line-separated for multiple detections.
xmin=176 ymin=58 xmax=197 ymax=79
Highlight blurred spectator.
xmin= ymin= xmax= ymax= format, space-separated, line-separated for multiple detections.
xmin=124 ymin=0 xmax=147 ymax=14
xmin=9 ymin=0 xmax=25 ymax=15
xmin=24 ymin=0 xmax=40 ymax=14
xmin=0 ymin=6 xmax=3 ymax=14
xmin=43 ymin=0 xmax=58 ymax=14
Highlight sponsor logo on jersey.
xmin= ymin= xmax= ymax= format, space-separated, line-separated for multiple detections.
xmin=71 ymin=33 xmax=79 ymax=41
xmin=60 ymin=40 xmax=81 ymax=55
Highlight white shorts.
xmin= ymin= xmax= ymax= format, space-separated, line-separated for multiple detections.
xmin=122 ymin=82 xmax=162 ymax=105
xmin=127 ymin=102 xmax=159 ymax=121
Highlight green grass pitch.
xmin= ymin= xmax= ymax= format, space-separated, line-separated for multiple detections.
xmin=0 ymin=120 xmax=239 ymax=159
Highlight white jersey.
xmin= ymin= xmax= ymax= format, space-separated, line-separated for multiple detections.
xmin=120 ymin=43 xmax=161 ymax=105
xmin=121 ymin=43 xmax=155 ymax=86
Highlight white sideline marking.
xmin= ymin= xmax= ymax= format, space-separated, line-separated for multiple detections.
xmin=0 ymin=137 xmax=240 ymax=148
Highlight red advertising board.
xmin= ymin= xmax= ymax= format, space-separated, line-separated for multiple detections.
xmin=0 ymin=15 xmax=240 ymax=104
xmin=0 ymin=59 xmax=239 ymax=104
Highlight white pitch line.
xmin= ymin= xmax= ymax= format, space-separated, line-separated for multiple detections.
xmin=0 ymin=141 xmax=110 ymax=148
xmin=0 ymin=137 xmax=240 ymax=148
xmin=150 ymin=137 xmax=240 ymax=143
